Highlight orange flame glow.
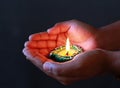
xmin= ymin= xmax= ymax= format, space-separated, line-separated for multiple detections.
xmin=66 ymin=38 xmax=70 ymax=52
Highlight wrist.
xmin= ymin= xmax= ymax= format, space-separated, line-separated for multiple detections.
xmin=96 ymin=21 xmax=120 ymax=50
xmin=94 ymin=29 xmax=112 ymax=50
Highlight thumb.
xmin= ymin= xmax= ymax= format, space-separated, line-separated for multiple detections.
xmin=43 ymin=62 xmax=62 ymax=75
xmin=43 ymin=60 xmax=77 ymax=77
xmin=47 ymin=22 xmax=70 ymax=34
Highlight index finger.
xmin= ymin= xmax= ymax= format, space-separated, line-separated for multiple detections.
xmin=29 ymin=32 xmax=57 ymax=41
xmin=25 ymin=40 xmax=56 ymax=49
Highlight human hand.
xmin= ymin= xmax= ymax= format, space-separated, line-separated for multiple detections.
xmin=42 ymin=49 xmax=108 ymax=85
xmin=47 ymin=20 xmax=98 ymax=50
xmin=23 ymin=19 xmax=98 ymax=67
xmin=23 ymin=48 xmax=108 ymax=85
xmin=23 ymin=20 xmax=102 ymax=84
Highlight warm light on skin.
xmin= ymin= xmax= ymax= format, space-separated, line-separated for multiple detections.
xmin=50 ymin=37 xmax=82 ymax=61
xmin=66 ymin=38 xmax=70 ymax=52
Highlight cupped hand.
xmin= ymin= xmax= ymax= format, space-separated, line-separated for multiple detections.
xmin=47 ymin=20 xmax=98 ymax=50
xmin=23 ymin=20 xmax=103 ymax=85
xmin=43 ymin=49 xmax=108 ymax=85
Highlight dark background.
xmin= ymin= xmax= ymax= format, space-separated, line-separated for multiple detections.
xmin=0 ymin=0 xmax=120 ymax=88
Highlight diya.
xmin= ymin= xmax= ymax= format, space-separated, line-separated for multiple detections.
xmin=49 ymin=38 xmax=83 ymax=62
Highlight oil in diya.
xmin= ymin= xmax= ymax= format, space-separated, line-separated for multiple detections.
xmin=49 ymin=38 xmax=83 ymax=62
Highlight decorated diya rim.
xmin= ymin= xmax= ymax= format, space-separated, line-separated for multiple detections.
xmin=49 ymin=45 xmax=83 ymax=62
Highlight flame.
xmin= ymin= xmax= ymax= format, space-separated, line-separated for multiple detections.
xmin=66 ymin=38 xmax=70 ymax=52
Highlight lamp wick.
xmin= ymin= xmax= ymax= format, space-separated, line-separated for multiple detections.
xmin=66 ymin=51 xmax=69 ymax=56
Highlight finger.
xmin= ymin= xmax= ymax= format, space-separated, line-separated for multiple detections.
xmin=56 ymin=33 xmax=66 ymax=47
xmin=23 ymin=47 xmax=38 ymax=59
xmin=23 ymin=48 xmax=44 ymax=68
xmin=23 ymin=48 xmax=48 ymax=69
xmin=39 ymin=48 xmax=50 ymax=56
xmin=23 ymin=46 xmax=55 ymax=73
xmin=29 ymin=32 xmax=57 ymax=41
xmin=25 ymin=40 xmax=56 ymax=48
xmin=47 ymin=22 xmax=70 ymax=34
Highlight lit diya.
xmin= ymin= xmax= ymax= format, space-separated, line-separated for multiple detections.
xmin=49 ymin=38 xmax=83 ymax=62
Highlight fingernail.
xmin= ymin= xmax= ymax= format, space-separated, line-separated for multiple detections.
xmin=43 ymin=62 xmax=53 ymax=72
xmin=47 ymin=28 xmax=51 ymax=33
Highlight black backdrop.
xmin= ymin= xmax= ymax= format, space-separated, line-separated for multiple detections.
xmin=0 ymin=0 xmax=120 ymax=88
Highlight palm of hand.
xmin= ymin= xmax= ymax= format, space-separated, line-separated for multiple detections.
xmin=23 ymin=20 xmax=97 ymax=63
xmin=23 ymin=20 xmax=107 ymax=85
